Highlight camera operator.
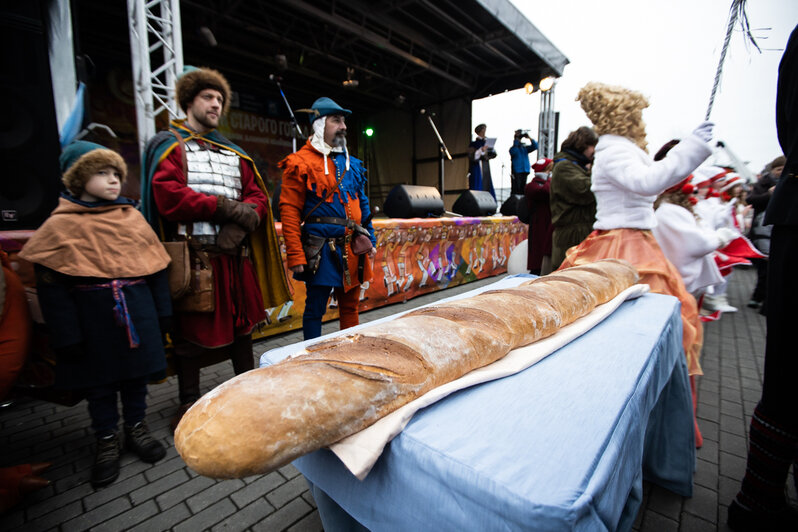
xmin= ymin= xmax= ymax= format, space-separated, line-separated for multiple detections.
xmin=509 ymin=129 xmax=539 ymax=195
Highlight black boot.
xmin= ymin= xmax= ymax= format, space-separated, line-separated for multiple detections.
xmin=91 ymin=433 xmax=121 ymax=487
xmin=728 ymin=499 xmax=798 ymax=531
xmin=730 ymin=405 xmax=798 ymax=530
xmin=124 ymin=421 xmax=166 ymax=463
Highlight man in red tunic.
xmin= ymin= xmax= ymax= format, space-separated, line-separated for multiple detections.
xmin=144 ymin=67 xmax=290 ymax=427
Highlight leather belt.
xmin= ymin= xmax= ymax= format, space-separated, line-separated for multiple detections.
xmin=305 ymin=216 xmax=349 ymax=226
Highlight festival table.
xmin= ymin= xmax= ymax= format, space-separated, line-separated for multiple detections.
xmin=260 ymin=277 xmax=695 ymax=532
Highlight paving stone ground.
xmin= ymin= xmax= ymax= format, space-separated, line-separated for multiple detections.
xmin=1 ymin=268 xmax=793 ymax=531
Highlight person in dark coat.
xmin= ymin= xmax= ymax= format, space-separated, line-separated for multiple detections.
xmin=728 ymin=23 xmax=798 ymax=531
xmin=19 ymin=141 xmax=172 ymax=488
xmin=549 ymin=126 xmax=599 ymax=269
xmin=468 ymin=123 xmax=498 ymax=199
xmin=745 ymin=155 xmax=785 ymax=309
xmin=524 ymin=158 xmax=554 ymax=275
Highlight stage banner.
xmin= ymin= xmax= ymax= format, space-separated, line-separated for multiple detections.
xmin=257 ymin=216 xmax=527 ymax=338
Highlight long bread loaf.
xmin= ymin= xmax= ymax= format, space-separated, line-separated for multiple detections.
xmin=175 ymin=259 xmax=639 ymax=478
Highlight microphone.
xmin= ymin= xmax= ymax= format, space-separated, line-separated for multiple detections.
xmin=420 ymin=109 xmax=436 ymax=117
xmin=420 ymin=108 xmax=427 ymax=115
xmin=269 ymin=74 xmax=283 ymax=82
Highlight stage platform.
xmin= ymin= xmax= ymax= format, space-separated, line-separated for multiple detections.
xmin=0 ymin=215 xmax=527 ymax=340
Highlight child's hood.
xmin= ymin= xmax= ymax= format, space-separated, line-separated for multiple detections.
xmin=52 ymin=193 xmax=137 ymax=215
xmin=19 ymin=196 xmax=170 ymax=279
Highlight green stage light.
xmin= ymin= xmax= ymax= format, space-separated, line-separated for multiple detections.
xmin=364 ymin=128 xmax=374 ymax=137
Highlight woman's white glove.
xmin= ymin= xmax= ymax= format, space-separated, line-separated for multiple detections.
xmin=715 ymin=226 xmax=738 ymax=247
xmin=693 ymin=121 xmax=715 ymax=143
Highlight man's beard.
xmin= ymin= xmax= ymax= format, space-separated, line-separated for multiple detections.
xmin=193 ymin=109 xmax=218 ymax=130
xmin=331 ymin=133 xmax=347 ymax=149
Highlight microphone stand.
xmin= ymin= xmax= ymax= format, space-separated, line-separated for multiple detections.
xmin=423 ymin=111 xmax=452 ymax=202
xmin=272 ymin=77 xmax=303 ymax=153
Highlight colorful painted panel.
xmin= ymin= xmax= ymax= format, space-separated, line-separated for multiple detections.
xmin=259 ymin=216 xmax=527 ymax=337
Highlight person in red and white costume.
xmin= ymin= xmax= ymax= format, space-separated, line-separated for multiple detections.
xmin=693 ymin=166 xmax=732 ymax=231
xmin=693 ymin=167 xmax=741 ymax=313
xmin=719 ymin=174 xmax=752 ymax=234
xmin=653 ymin=175 xmax=735 ymax=300
xmin=645 ymin=141 xmax=730 ymax=299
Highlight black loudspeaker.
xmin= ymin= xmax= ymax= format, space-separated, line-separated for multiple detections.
xmin=452 ymin=190 xmax=497 ymax=217
xmin=0 ymin=2 xmax=62 ymax=229
xmin=500 ymin=194 xmax=526 ymax=217
xmin=516 ymin=197 xmax=530 ymax=224
xmin=383 ymin=184 xmax=444 ymax=219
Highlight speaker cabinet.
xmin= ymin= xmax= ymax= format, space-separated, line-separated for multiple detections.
xmin=383 ymin=184 xmax=444 ymax=219
xmin=0 ymin=1 xmax=63 ymax=229
xmin=452 ymin=190 xmax=497 ymax=217
xmin=500 ymin=194 xmax=526 ymax=218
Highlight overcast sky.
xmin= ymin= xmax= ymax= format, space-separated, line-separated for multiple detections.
xmin=473 ymin=0 xmax=797 ymax=197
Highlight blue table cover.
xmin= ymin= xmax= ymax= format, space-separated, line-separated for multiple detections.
xmin=264 ymin=281 xmax=695 ymax=531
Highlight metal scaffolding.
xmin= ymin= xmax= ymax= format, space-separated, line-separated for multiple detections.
xmin=127 ymin=0 xmax=184 ymax=154
xmin=537 ymin=87 xmax=556 ymax=159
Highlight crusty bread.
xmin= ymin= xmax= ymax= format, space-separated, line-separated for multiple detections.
xmin=537 ymin=269 xmax=616 ymax=304
xmin=175 ymin=259 xmax=639 ymax=478
xmin=516 ymin=278 xmax=598 ymax=325
xmin=569 ymin=259 xmax=640 ymax=294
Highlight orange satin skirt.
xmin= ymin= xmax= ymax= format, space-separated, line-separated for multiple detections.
xmin=559 ymin=229 xmax=703 ymax=376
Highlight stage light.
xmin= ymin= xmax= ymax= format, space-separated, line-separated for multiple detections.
xmin=524 ymin=82 xmax=535 ymax=94
xmin=364 ymin=128 xmax=374 ymax=137
xmin=539 ymin=77 xmax=555 ymax=92
xmin=343 ymin=67 xmax=359 ymax=89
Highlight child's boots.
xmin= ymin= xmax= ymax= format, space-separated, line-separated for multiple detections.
xmin=91 ymin=433 xmax=121 ymax=488
xmin=124 ymin=421 xmax=166 ymax=463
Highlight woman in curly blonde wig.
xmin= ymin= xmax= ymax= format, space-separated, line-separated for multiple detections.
xmin=559 ymin=81 xmax=715 ymax=447
xmin=577 ymin=82 xmax=650 ymax=151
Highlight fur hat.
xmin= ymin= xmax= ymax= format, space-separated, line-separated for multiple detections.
xmin=577 ymin=82 xmax=649 ymax=151
xmin=175 ymin=66 xmax=231 ymax=115
xmin=60 ymin=141 xmax=127 ymax=196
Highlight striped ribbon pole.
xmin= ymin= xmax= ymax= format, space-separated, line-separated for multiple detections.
xmin=706 ymin=0 xmax=743 ymax=121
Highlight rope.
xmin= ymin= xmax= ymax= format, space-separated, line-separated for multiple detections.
xmin=705 ymin=0 xmax=741 ymax=121
xmin=705 ymin=0 xmax=761 ymax=121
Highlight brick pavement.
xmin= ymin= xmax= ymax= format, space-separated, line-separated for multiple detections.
xmin=1 ymin=268 xmax=792 ymax=531
xmin=632 ymin=266 xmax=797 ymax=531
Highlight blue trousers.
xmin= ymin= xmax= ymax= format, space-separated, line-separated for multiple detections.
xmin=84 ymin=376 xmax=149 ymax=436
xmin=303 ymin=284 xmax=360 ymax=340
